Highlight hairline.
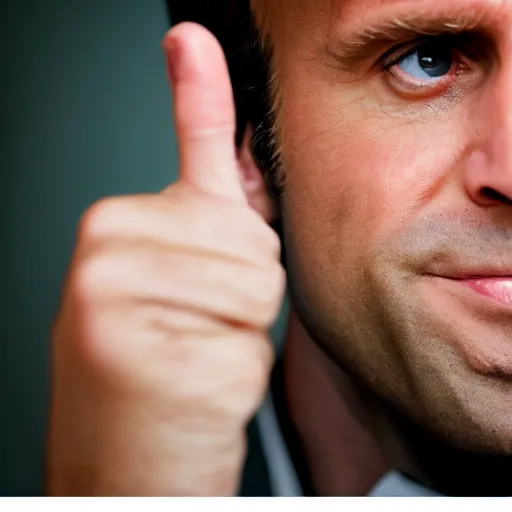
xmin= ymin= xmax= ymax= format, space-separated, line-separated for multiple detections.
xmin=250 ymin=0 xmax=286 ymax=187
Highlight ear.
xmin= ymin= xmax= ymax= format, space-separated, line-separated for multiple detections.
xmin=237 ymin=126 xmax=277 ymax=223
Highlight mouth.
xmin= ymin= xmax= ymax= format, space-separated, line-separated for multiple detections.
xmin=455 ymin=278 xmax=512 ymax=308
xmin=429 ymin=272 xmax=512 ymax=309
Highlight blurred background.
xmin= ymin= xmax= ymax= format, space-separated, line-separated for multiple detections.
xmin=2 ymin=0 xmax=287 ymax=495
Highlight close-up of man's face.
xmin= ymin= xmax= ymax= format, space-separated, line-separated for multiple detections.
xmin=252 ymin=0 xmax=512 ymax=454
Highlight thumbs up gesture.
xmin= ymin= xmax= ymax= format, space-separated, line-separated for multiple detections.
xmin=46 ymin=23 xmax=285 ymax=497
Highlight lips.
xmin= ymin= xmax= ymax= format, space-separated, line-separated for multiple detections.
xmin=459 ymin=278 xmax=512 ymax=308
xmin=426 ymin=268 xmax=512 ymax=308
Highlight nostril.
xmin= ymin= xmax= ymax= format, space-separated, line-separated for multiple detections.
xmin=480 ymin=187 xmax=512 ymax=206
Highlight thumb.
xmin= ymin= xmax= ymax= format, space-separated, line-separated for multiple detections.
xmin=162 ymin=22 xmax=246 ymax=204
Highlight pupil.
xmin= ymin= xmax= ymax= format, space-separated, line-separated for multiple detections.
xmin=418 ymin=42 xmax=452 ymax=77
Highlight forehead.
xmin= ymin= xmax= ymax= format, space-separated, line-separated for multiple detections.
xmin=284 ymin=0 xmax=511 ymax=23
xmin=274 ymin=0 xmax=512 ymax=47
xmin=334 ymin=0 xmax=509 ymax=17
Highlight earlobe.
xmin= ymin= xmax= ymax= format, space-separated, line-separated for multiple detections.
xmin=237 ymin=125 xmax=277 ymax=223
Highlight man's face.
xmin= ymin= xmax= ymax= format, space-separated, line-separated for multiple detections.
xmin=267 ymin=0 xmax=512 ymax=452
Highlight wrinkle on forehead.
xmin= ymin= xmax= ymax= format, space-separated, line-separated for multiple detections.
xmin=331 ymin=0 xmax=511 ymax=27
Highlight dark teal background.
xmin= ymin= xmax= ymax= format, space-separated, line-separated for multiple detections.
xmin=3 ymin=1 xmax=287 ymax=495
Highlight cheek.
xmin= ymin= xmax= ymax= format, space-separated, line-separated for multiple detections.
xmin=280 ymin=76 xmax=462 ymax=275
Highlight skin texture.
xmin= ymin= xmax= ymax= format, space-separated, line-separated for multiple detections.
xmin=263 ymin=0 xmax=512 ymax=455
xmin=281 ymin=309 xmax=388 ymax=495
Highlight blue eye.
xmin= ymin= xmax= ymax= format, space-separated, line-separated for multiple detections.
xmin=396 ymin=41 xmax=454 ymax=80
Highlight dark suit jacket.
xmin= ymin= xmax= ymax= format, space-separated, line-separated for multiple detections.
xmin=238 ymin=418 xmax=274 ymax=496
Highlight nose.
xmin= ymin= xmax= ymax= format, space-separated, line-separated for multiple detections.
xmin=463 ymin=65 xmax=512 ymax=207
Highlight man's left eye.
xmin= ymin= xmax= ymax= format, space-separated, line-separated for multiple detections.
xmin=393 ymin=40 xmax=455 ymax=81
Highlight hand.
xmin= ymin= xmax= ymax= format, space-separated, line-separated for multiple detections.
xmin=45 ymin=22 xmax=285 ymax=497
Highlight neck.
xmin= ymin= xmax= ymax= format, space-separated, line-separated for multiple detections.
xmin=281 ymin=309 xmax=387 ymax=496
xmin=283 ymin=308 xmax=512 ymax=497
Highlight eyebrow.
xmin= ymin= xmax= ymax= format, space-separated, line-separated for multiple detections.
xmin=326 ymin=8 xmax=490 ymax=70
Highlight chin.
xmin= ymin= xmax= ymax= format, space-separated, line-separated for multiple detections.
xmin=364 ymin=268 xmax=512 ymax=454
xmin=385 ymin=323 xmax=512 ymax=455
xmin=286 ymin=249 xmax=512 ymax=456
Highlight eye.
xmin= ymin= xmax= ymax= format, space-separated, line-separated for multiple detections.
xmin=395 ymin=40 xmax=455 ymax=81
xmin=380 ymin=34 xmax=486 ymax=101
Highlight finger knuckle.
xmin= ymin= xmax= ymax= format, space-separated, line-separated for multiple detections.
xmin=227 ymin=337 xmax=274 ymax=419
xmin=244 ymin=339 xmax=274 ymax=391
xmin=261 ymin=223 xmax=283 ymax=259
xmin=243 ymin=208 xmax=282 ymax=259
xmin=170 ymin=335 xmax=272 ymax=419
xmin=78 ymin=195 xmax=152 ymax=243
xmin=252 ymin=263 xmax=287 ymax=327
xmin=77 ymin=197 xmax=125 ymax=242
xmin=72 ymin=250 xmax=122 ymax=303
